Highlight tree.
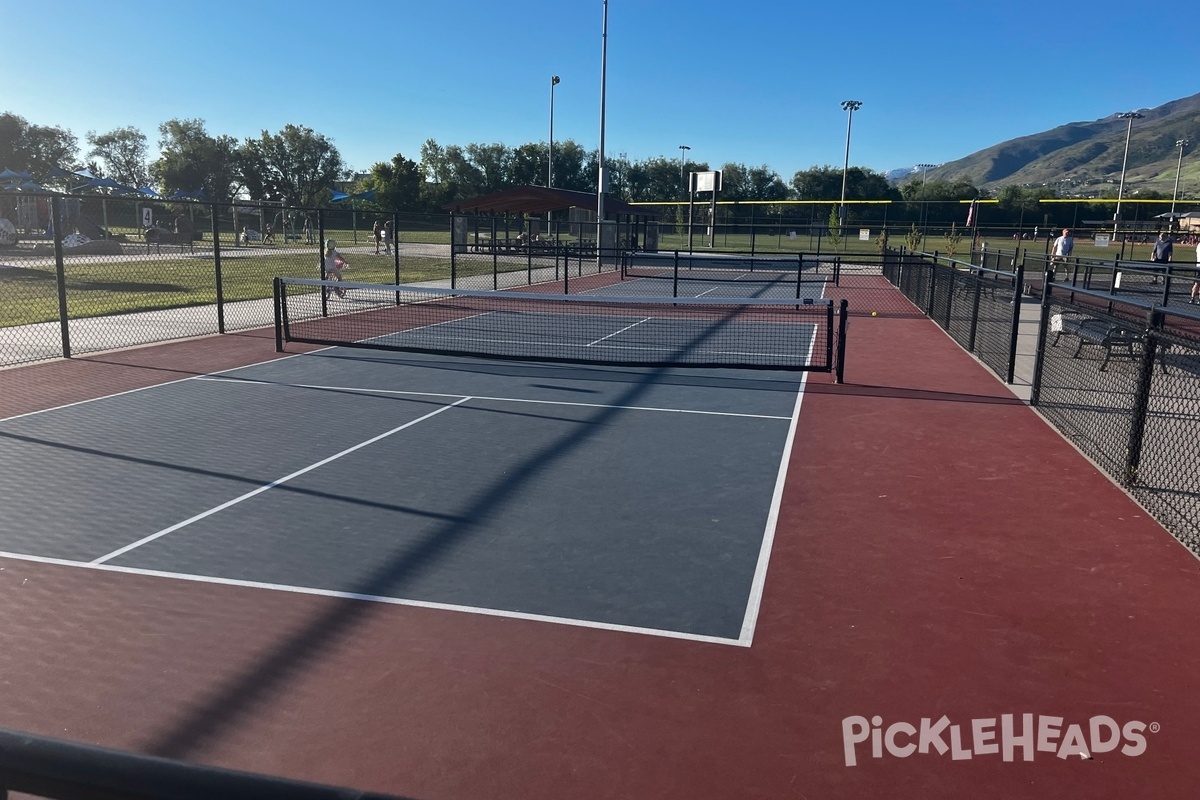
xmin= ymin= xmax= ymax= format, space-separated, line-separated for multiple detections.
xmin=240 ymin=124 xmax=345 ymax=207
xmin=152 ymin=118 xmax=241 ymax=201
xmin=0 ymin=112 xmax=78 ymax=178
xmin=623 ymin=156 xmax=679 ymax=202
xmin=826 ymin=207 xmax=841 ymax=250
xmin=86 ymin=126 xmax=149 ymax=187
xmin=511 ymin=142 xmax=546 ymax=187
xmin=720 ymin=162 xmax=789 ymax=202
xmin=363 ymin=152 xmax=423 ymax=212
xmin=791 ymin=166 xmax=845 ymax=200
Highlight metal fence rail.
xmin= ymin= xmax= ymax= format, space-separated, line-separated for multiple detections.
xmin=882 ymin=249 xmax=1023 ymax=383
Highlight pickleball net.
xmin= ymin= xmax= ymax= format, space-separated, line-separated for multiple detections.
xmin=621 ymin=250 xmax=840 ymax=290
xmin=274 ymin=278 xmax=847 ymax=378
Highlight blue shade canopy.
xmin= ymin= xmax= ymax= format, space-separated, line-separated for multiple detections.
xmin=70 ymin=177 xmax=138 ymax=194
xmin=331 ymin=189 xmax=376 ymax=202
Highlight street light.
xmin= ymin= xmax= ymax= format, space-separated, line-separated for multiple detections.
xmin=548 ymin=76 xmax=560 ymax=188
xmin=917 ymin=163 xmax=936 ymax=243
xmin=679 ymin=144 xmax=690 ymax=245
xmin=839 ymin=100 xmax=862 ymax=229
xmin=1171 ymin=138 xmax=1189 ymax=225
xmin=596 ymin=0 xmax=608 ymax=271
xmin=678 ymin=144 xmax=691 ymax=198
xmin=1113 ymin=110 xmax=1144 ymax=243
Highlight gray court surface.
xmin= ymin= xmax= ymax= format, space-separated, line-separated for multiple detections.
xmin=0 ymin=345 xmax=807 ymax=644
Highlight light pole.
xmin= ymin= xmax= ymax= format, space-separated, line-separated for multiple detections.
xmin=1113 ymin=110 xmax=1143 ymax=244
xmin=548 ymin=76 xmax=560 ymax=188
xmin=917 ymin=163 xmax=936 ymax=243
xmin=596 ymin=0 xmax=608 ymax=271
xmin=678 ymin=144 xmax=691 ymax=199
xmin=839 ymin=100 xmax=862 ymax=230
xmin=679 ymin=144 xmax=690 ymax=245
xmin=1171 ymin=138 xmax=1189 ymax=227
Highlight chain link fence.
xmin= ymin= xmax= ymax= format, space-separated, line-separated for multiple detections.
xmin=882 ymin=249 xmax=1024 ymax=382
xmin=1032 ymin=283 xmax=1200 ymax=551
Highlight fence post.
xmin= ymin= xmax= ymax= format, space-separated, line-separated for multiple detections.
xmin=51 ymin=197 xmax=71 ymax=358
xmin=211 ymin=204 xmax=225 ymax=333
xmin=491 ymin=218 xmax=498 ymax=290
xmin=450 ymin=214 xmax=457 ymax=289
xmin=1123 ymin=308 xmax=1163 ymax=486
xmin=1029 ymin=269 xmax=1055 ymax=406
xmin=391 ymin=211 xmax=400 ymax=288
xmin=318 ymin=210 xmax=328 ymax=317
xmin=967 ymin=272 xmax=982 ymax=352
xmin=673 ymin=249 xmax=680 ymax=298
xmin=1006 ymin=261 xmax=1025 ymax=384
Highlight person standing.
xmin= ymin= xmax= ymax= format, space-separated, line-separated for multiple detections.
xmin=372 ymin=219 xmax=383 ymax=254
xmin=323 ymin=238 xmax=349 ymax=298
xmin=383 ymin=218 xmax=394 ymax=256
xmin=1050 ymin=228 xmax=1074 ymax=274
xmin=1150 ymin=232 xmax=1173 ymax=284
xmin=1192 ymin=238 xmax=1200 ymax=304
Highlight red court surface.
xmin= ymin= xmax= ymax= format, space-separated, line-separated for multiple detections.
xmin=2 ymin=276 xmax=1200 ymax=799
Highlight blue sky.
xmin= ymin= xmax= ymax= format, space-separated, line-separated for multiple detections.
xmin=3 ymin=0 xmax=1192 ymax=182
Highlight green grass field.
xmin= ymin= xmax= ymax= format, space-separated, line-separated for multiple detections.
xmin=3 ymin=226 xmax=1186 ymax=330
xmin=0 ymin=247 xmax=504 ymax=327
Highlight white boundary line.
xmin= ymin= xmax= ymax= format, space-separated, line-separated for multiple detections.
xmin=89 ymin=397 xmax=472 ymax=565
xmin=736 ymin=296 xmax=822 ymax=646
xmin=193 ymin=376 xmax=792 ymax=420
xmin=586 ymin=317 xmax=651 ymax=346
xmin=0 ymin=550 xmax=745 ymax=646
xmin=0 ymin=347 xmax=336 ymax=425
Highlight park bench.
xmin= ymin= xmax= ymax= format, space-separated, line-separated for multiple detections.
xmin=1050 ymin=313 xmax=1169 ymax=373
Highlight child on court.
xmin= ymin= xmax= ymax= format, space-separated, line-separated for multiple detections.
xmin=323 ymin=238 xmax=349 ymax=298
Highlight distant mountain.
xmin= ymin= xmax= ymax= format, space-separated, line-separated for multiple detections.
xmin=885 ymin=166 xmax=921 ymax=183
xmin=898 ymin=92 xmax=1200 ymax=196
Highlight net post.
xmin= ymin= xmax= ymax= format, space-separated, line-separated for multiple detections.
xmin=835 ymin=299 xmax=849 ymax=383
xmin=673 ymin=250 xmax=679 ymax=298
xmin=273 ymin=277 xmax=283 ymax=352
xmin=392 ymin=211 xmax=400 ymax=290
xmin=834 ymin=254 xmax=841 ymax=286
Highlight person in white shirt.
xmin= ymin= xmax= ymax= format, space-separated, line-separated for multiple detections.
xmin=323 ymin=239 xmax=349 ymax=298
xmin=1192 ymin=240 xmax=1199 ymax=304
xmin=1050 ymin=228 xmax=1074 ymax=274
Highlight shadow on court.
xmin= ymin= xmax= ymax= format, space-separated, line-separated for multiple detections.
xmin=136 ymin=304 xmax=782 ymax=760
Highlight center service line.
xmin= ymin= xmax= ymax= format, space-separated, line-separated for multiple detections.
xmin=90 ymin=396 xmax=473 ymax=565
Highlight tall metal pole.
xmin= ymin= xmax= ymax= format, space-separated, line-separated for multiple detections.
xmin=548 ymin=75 xmax=560 ymax=188
xmin=596 ymin=0 xmax=608 ymax=272
xmin=917 ymin=163 xmax=936 ymax=244
xmin=1171 ymin=138 xmax=1189 ymax=224
xmin=679 ymin=144 xmax=690 ymax=246
xmin=1113 ymin=111 xmax=1143 ymax=241
xmin=838 ymin=100 xmax=861 ymax=228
